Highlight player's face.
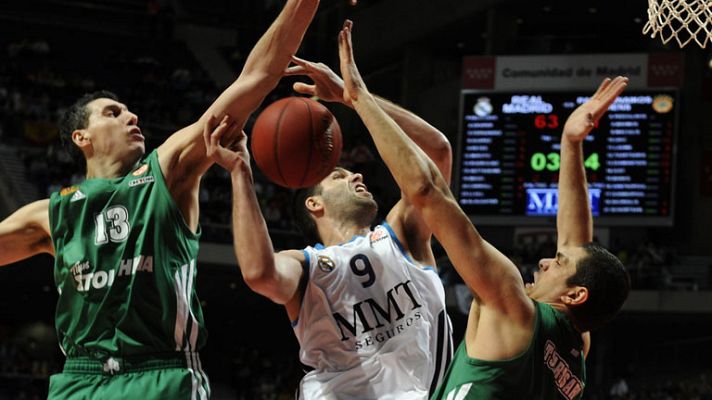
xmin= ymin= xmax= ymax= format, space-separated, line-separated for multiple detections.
xmin=318 ymin=167 xmax=378 ymax=220
xmin=526 ymin=246 xmax=588 ymax=303
xmin=82 ymin=98 xmax=144 ymax=161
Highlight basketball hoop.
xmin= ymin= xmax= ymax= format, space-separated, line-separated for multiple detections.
xmin=643 ymin=0 xmax=712 ymax=48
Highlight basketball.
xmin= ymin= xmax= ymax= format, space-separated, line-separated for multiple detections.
xmin=250 ymin=97 xmax=343 ymax=188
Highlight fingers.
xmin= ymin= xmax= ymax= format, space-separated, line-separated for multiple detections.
xmin=291 ymin=55 xmax=310 ymax=66
xmin=592 ymin=78 xmax=612 ymax=99
xmin=608 ymin=77 xmax=628 ymax=99
xmin=225 ymin=119 xmax=241 ymax=139
xmin=293 ymin=82 xmax=316 ymax=95
xmin=208 ymin=116 xmax=226 ymax=151
xmin=338 ymin=20 xmax=354 ymax=64
xmin=209 ymin=115 xmax=233 ymax=151
xmin=203 ymin=114 xmax=218 ymax=152
xmin=285 ymin=56 xmax=312 ymax=76
xmin=226 ymin=130 xmax=247 ymax=151
xmin=594 ymin=76 xmax=628 ymax=119
xmin=599 ymin=76 xmax=626 ymax=99
xmin=284 ymin=65 xmax=307 ymax=76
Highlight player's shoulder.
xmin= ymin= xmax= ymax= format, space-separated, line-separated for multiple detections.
xmin=278 ymin=248 xmax=307 ymax=263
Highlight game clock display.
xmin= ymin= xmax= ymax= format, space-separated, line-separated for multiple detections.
xmin=456 ymin=90 xmax=677 ymax=226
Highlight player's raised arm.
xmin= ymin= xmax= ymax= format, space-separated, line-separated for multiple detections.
xmin=203 ymin=116 xmax=305 ymax=312
xmin=293 ymin=21 xmax=452 ymax=266
xmin=157 ymin=0 xmax=322 ymax=186
xmin=339 ymin=21 xmax=528 ymax=313
xmin=558 ymin=77 xmax=628 ymax=247
xmin=338 ymin=21 xmax=435 ymax=204
xmin=287 ymin=56 xmax=452 ymax=181
xmin=0 ymin=199 xmax=53 ymax=266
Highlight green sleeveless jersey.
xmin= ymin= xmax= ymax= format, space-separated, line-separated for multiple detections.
xmin=49 ymin=150 xmax=207 ymax=359
xmin=431 ymin=301 xmax=585 ymax=400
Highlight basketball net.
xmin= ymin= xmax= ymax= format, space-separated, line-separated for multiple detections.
xmin=643 ymin=0 xmax=712 ymax=48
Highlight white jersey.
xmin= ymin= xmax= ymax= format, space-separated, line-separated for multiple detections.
xmin=294 ymin=223 xmax=452 ymax=400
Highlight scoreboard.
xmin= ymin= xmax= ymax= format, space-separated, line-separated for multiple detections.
xmin=455 ymin=90 xmax=678 ymax=226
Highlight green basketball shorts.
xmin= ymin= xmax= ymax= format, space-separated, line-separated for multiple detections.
xmin=48 ymin=352 xmax=210 ymax=400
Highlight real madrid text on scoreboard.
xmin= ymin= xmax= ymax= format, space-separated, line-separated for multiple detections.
xmin=455 ymin=90 xmax=677 ymax=226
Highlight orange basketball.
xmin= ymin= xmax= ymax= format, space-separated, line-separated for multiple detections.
xmin=251 ymin=97 xmax=342 ymax=188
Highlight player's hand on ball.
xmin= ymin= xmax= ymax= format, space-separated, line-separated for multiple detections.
xmin=286 ymin=56 xmax=349 ymax=107
xmin=203 ymin=115 xmax=249 ymax=173
xmin=562 ymin=76 xmax=628 ymax=143
xmin=338 ymin=20 xmax=368 ymax=106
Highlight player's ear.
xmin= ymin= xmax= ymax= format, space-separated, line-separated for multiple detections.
xmin=562 ymin=286 xmax=588 ymax=306
xmin=72 ymin=129 xmax=91 ymax=151
xmin=305 ymin=195 xmax=324 ymax=214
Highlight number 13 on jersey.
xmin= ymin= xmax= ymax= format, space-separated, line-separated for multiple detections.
xmin=94 ymin=206 xmax=130 ymax=245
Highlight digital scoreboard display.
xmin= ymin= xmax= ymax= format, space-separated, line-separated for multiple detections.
xmin=455 ymin=90 xmax=677 ymax=226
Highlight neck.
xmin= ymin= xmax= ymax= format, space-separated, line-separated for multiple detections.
xmin=85 ymin=156 xmax=137 ymax=179
xmin=548 ymin=302 xmax=584 ymax=333
xmin=318 ymin=218 xmax=371 ymax=247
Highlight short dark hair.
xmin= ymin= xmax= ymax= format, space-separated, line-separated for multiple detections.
xmin=290 ymin=184 xmax=323 ymax=245
xmin=567 ymin=242 xmax=631 ymax=331
xmin=59 ymin=90 xmax=119 ymax=161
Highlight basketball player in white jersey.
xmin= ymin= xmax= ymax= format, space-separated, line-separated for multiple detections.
xmin=205 ymin=22 xmax=453 ymax=400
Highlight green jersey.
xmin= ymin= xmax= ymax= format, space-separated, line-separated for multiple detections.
xmin=431 ymin=301 xmax=585 ymax=400
xmin=49 ymin=150 xmax=207 ymax=359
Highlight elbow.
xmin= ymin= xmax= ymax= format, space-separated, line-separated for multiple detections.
xmin=427 ymin=134 xmax=452 ymax=170
xmin=242 ymin=267 xmax=271 ymax=290
xmin=406 ymin=172 xmax=445 ymax=209
xmin=242 ymin=268 xmax=290 ymax=304
xmin=240 ymin=258 xmax=271 ymax=288
xmin=433 ymin=139 xmax=453 ymax=166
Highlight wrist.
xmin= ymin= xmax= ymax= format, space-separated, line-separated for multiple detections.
xmin=351 ymin=91 xmax=375 ymax=108
xmin=230 ymin=160 xmax=253 ymax=184
xmin=562 ymin=133 xmax=585 ymax=145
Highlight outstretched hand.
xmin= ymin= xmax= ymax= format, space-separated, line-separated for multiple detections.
xmin=563 ymin=76 xmax=628 ymax=142
xmin=285 ymin=56 xmax=348 ymax=106
xmin=338 ymin=20 xmax=369 ymax=106
xmin=203 ymin=115 xmax=249 ymax=173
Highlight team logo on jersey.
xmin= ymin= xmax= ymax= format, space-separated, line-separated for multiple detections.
xmin=70 ymin=190 xmax=86 ymax=202
xmin=132 ymin=164 xmax=149 ymax=176
xmin=544 ymin=340 xmax=584 ymax=400
xmin=60 ymin=186 xmax=79 ymax=196
xmin=71 ymin=255 xmax=154 ymax=293
xmin=369 ymin=229 xmax=388 ymax=245
xmin=317 ymin=255 xmax=335 ymax=273
xmin=128 ymin=176 xmax=155 ymax=187
xmin=332 ymin=279 xmax=424 ymax=348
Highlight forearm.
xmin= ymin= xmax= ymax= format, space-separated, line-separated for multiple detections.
xmin=0 ymin=199 xmax=52 ymax=265
xmin=373 ymin=96 xmax=452 ymax=182
xmin=208 ymin=0 xmax=319 ymax=120
xmin=557 ymin=138 xmax=592 ymax=246
xmin=0 ymin=236 xmax=40 ymax=266
xmin=230 ymin=165 xmax=278 ymax=285
xmin=165 ymin=0 xmax=320 ymax=184
xmin=352 ymin=94 xmax=444 ymax=200
xmin=243 ymin=0 xmax=318 ymax=79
